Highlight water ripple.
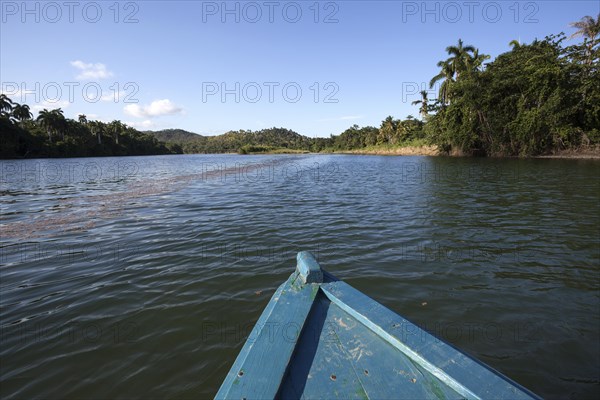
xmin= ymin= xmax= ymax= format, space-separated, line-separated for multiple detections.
xmin=0 ymin=155 xmax=598 ymax=399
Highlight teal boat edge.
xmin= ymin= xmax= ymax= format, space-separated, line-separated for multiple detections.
xmin=215 ymin=251 xmax=540 ymax=400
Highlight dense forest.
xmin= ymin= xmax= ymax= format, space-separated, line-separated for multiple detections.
xmin=147 ymin=118 xmax=425 ymax=154
xmin=424 ymin=30 xmax=599 ymax=156
xmin=1 ymin=16 xmax=598 ymax=158
xmin=148 ymin=127 xmax=320 ymax=153
xmin=158 ymin=17 xmax=599 ymax=156
xmin=0 ymin=102 xmax=179 ymax=159
xmin=143 ymin=16 xmax=600 ymax=157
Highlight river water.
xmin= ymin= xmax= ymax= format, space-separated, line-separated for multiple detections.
xmin=1 ymin=154 xmax=598 ymax=399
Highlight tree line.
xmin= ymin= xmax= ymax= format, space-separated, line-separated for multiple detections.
xmin=148 ymin=117 xmax=425 ymax=154
xmin=328 ymin=15 xmax=598 ymax=156
xmin=2 ymin=15 xmax=597 ymax=158
xmin=150 ymin=15 xmax=600 ymax=157
xmin=422 ymin=15 xmax=599 ymax=156
xmin=0 ymin=98 xmax=179 ymax=159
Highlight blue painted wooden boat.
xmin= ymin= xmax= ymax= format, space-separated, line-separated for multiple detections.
xmin=216 ymin=252 xmax=539 ymax=399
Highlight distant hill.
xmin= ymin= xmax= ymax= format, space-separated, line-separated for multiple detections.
xmin=145 ymin=129 xmax=204 ymax=143
xmin=145 ymin=127 xmax=333 ymax=154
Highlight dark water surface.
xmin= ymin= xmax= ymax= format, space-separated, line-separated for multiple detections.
xmin=1 ymin=155 xmax=598 ymax=399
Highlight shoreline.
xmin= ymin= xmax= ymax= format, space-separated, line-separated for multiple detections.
xmin=329 ymin=145 xmax=440 ymax=157
xmin=322 ymin=145 xmax=600 ymax=159
xmin=532 ymin=147 xmax=600 ymax=159
xmin=2 ymin=146 xmax=600 ymax=160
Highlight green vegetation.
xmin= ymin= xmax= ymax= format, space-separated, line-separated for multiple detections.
xmin=0 ymin=99 xmax=180 ymax=159
xmin=2 ymin=16 xmax=597 ymax=159
xmin=326 ymin=116 xmax=426 ymax=152
xmin=148 ymin=127 xmax=332 ymax=154
xmin=331 ymin=15 xmax=598 ymax=157
xmin=238 ymin=144 xmax=274 ymax=154
xmin=423 ymin=16 xmax=598 ymax=156
xmin=146 ymin=119 xmax=425 ymax=155
xmin=238 ymin=145 xmax=309 ymax=154
xmin=148 ymin=16 xmax=599 ymax=158
xmin=424 ymin=25 xmax=599 ymax=156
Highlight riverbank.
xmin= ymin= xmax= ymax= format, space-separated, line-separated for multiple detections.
xmin=534 ymin=146 xmax=600 ymax=159
xmin=204 ymin=145 xmax=600 ymax=158
xmin=237 ymin=145 xmax=439 ymax=156
xmin=326 ymin=144 xmax=600 ymax=159
xmin=332 ymin=145 xmax=440 ymax=156
xmin=3 ymin=144 xmax=599 ymax=159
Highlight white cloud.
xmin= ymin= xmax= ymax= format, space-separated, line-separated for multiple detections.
xmin=70 ymin=60 xmax=114 ymax=80
xmin=125 ymin=120 xmax=156 ymax=129
xmin=1 ymin=89 xmax=70 ymax=113
xmin=124 ymin=99 xmax=183 ymax=118
xmin=32 ymin=100 xmax=71 ymax=113
xmin=100 ymin=91 xmax=128 ymax=102
xmin=1 ymin=89 xmax=37 ymax=103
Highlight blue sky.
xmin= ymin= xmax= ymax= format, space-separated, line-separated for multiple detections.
xmin=1 ymin=0 xmax=598 ymax=137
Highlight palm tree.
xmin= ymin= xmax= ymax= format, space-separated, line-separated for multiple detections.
xmin=444 ymin=39 xmax=476 ymax=79
xmin=0 ymin=94 xmax=13 ymax=118
xmin=569 ymin=14 xmax=600 ymax=64
xmin=108 ymin=120 xmax=125 ymax=145
xmin=411 ymin=90 xmax=429 ymax=119
xmin=78 ymin=114 xmax=88 ymax=124
xmin=11 ymin=103 xmax=33 ymax=123
xmin=37 ymin=109 xmax=55 ymax=142
xmin=468 ymin=49 xmax=490 ymax=72
xmin=51 ymin=109 xmax=66 ymax=141
xmin=429 ymin=60 xmax=455 ymax=105
xmin=88 ymin=121 xmax=103 ymax=144
xmin=570 ymin=14 xmax=600 ymax=42
xmin=509 ymin=39 xmax=522 ymax=50
xmin=36 ymin=108 xmax=66 ymax=142
xmin=430 ymin=39 xmax=484 ymax=105
xmin=378 ymin=116 xmax=397 ymax=144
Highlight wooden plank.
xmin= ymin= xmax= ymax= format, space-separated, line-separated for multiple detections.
xmin=323 ymin=300 xmax=464 ymax=399
xmin=216 ymin=254 xmax=538 ymax=399
xmin=320 ymin=281 xmax=539 ymax=400
xmin=278 ymin=292 xmax=368 ymax=399
xmin=215 ymin=272 xmax=319 ymax=399
xmin=296 ymin=251 xmax=323 ymax=284
xmin=279 ymin=293 xmax=463 ymax=399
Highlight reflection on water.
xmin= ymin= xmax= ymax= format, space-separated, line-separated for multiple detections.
xmin=1 ymin=155 xmax=599 ymax=399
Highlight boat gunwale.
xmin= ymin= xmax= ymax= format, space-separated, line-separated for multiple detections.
xmin=215 ymin=252 xmax=540 ymax=399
